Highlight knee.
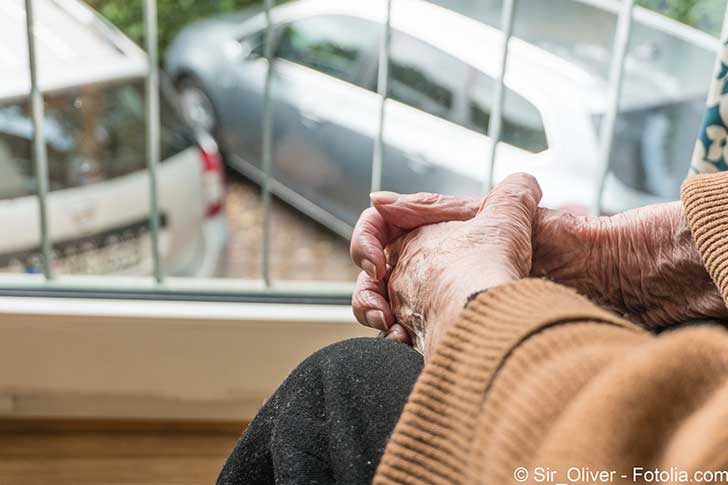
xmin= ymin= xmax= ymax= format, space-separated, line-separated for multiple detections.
xmin=273 ymin=337 xmax=423 ymax=410
xmin=316 ymin=337 xmax=420 ymax=367
xmin=310 ymin=337 xmax=423 ymax=390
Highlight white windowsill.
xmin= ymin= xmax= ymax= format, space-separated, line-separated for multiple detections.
xmin=0 ymin=297 xmax=373 ymax=421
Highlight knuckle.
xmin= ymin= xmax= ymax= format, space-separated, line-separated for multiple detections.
xmin=351 ymin=208 xmax=383 ymax=258
xmin=355 ymin=207 xmax=380 ymax=231
xmin=492 ymin=173 xmax=542 ymax=209
xmin=354 ymin=273 xmax=385 ymax=305
xmin=412 ymin=192 xmax=441 ymax=205
xmin=353 ymin=288 xmax=377 ymax=307
xmin=352 ymin=286 xmax=377 ymax=309
xmin=361 ymin=206 xmax=378 ymax=219
xmin=355 ymin=270 xmax=371 ymax=286
xmin=355 ymin=208 xmax=379 ymax=233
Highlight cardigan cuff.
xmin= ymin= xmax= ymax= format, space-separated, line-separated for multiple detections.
xmin=682 ymin=171 xmax=728 ymax=307
xmin=375 ymin=278 xmax=639 ymax=484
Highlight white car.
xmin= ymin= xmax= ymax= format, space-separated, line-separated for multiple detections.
xmin=0 ymin=0 xmax=227 ymax=277
xmin=166 ymin=0 xmax=718 ymax=239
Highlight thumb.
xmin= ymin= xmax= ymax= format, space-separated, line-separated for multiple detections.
xmin=371 ymin=191 xmax=481 ymax=229
xmin=476 ymin=173 xmax=543 ymax=222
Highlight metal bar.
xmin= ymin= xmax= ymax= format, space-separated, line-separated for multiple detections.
xmin=261 ymin=0 xmax=275 ymax=287
xmin=592 ymin=0 xmax=634 ymax=215
xmin=483 ymin=0 xmax=516 ymax=194
xmin=0 ymin=286 xmax=353 ymax=306
xmin=144 ymin=0 xmax=163 ymax=282
xmin=0 ymin=273 xmax=355 ymax=300
xmin=24 ymin=0 xmax=54 ymax=280
xmin=371 ymin=0 xmax=392 ymax=194
xmin=720 ymin=2 xmax=728 ymax=39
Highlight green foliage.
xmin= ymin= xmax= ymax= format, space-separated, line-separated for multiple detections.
xmin=82 ymin=0 xmax=258 ymax=54
xmin=84 ymin=0 xmax=726 ymax=57
xmin=636 ymin=0 xmax=726 ymax=36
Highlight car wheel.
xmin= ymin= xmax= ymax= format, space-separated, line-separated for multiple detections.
xmin=178 ymin=77 xmax=218 ymax=136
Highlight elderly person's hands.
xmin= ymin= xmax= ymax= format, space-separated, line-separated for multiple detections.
xmin=351 ymin=183 xmax=728 ymax=342
xmin=349 ymin=193 xmax=481 ymax=343
xmin=532 ymin=201 xmax=727 ymax=325
xmin=361 ymin=174 xmax=541 ymax=359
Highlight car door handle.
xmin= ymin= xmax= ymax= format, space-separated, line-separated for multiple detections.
xmin=406 ymin=151 xmax=434 ymax=174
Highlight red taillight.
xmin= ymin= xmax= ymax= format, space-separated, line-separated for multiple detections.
xmin=200 ymin=145 xmax=225 ymax=218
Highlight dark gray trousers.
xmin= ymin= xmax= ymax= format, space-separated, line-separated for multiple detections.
xmin=217 ymin=338 xmax=424 ymax=485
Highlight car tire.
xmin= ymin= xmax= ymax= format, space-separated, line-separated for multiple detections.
xmin=177 ymin=76 xmax=220 ymax=139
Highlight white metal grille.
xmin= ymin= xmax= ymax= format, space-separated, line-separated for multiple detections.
xmin=11 ymin=0 xmax=718 ymax=299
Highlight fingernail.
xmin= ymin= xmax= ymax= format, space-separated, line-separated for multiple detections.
xmin=385 ymin=328 xmax=401 ymax=340
xmin=370 ymin=191 xmax=399 ymax=205
xmin=361 ymin=259 xmax=377 ymax=279
xmin=365 ymin=310 xmax=386 ymax=329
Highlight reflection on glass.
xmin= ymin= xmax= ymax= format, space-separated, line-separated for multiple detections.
xmin=388 ymin=31 xmax=465 ymax=120
xmin=595 ymin=97 xmax=705 ymax=197
xmin=0 ymin=80 xmax=196 ymax=276
xmin=0 ymin=81 xmax=191 ymax=200
xmin=466 ymin=72 xmax=548 ymax=153
xmin=276 ymin=15 xmax=377 ymax=85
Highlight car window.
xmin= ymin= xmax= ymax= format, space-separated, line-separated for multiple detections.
xmin=240 ymin=29 xmax=265 ymax=58
xmin=0 ymin=80 xmax=193 ymax=200
xmin=466 ymin=71 xmax=548 ymax=153
xmin=387 ymin=31 xmax=467 ymax=123
xmin=275 ymin=15 xmax=378 ymax=86
xmin=598 ymin=98 xmax=704 ymax=197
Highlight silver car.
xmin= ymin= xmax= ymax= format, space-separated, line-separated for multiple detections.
xmin=166 ymin=0 xmax=718 ymax=237
xmin=1 ymin=0 xmax=226 ymax=276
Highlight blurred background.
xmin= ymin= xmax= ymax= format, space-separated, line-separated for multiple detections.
xmin=1 ymin=0 xmax=726 ymax=285
xmin=84 ymin=0 xmax=728 ymax=48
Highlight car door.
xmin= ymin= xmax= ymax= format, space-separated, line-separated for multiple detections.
xmin=264 ymin=14 xmax=381 ymax=226
xmin=223 ymin=28 xmax=268 ymax=172
xmin=380 ymin=31 xmax=483 ymax=197
xmin=0 ymin=80 xmax=204 ymax=277
xmin=381 ymin=31 xmax=551 ymax=200
xmin=463 ymin=68 xmax=556 ymax=196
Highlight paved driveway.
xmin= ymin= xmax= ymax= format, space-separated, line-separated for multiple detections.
xmin=222 ymin=174 xmax=359 ymax=282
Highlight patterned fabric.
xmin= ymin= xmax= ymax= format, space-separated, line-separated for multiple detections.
xmin=691 ymin=39 xmax=728 ymax=175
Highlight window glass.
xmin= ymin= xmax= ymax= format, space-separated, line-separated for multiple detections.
xmin=240 ymin=30 xmax=265 ymax=58
xmin=467 ymin=71 xmax=548 ymax=153
xmin=388 ymin=32 xmax=467 ymax=122
xmin=276 ymin=15 xmax=378 ymax=86
xmin=597 ymin=98 xmax=704 ymax=197
xmin=0 ymin=80 xmax=193 ymax=200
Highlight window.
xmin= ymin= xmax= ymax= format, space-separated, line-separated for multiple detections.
xmin=275 ymin=15 xmax=378 ymax=86
xmin=466 ymin=71 xmax=548 ymax=153
xmin=240 ymin=30 xmax=265 ymax=59
xmin=387 ymin=32 xmax=467 ymax=122
xmin=596 ymin=97 xmax=705 ymax=197
xmin=0 ymin=80 xmax=193 ymax=200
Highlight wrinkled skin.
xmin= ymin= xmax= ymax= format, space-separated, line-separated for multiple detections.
xmin=532 ymin=202 xmax=727 ymax=327
xmin=361 ymin=173 xmax=541 ymax=359
xmin=350 ymin=180 xmax=728 ymax=353
xmin=350 ymin=195 xmax=481 ymax=344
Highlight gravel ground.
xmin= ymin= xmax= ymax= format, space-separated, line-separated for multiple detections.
xmin=221 ymin=173 xmax=359 ymax=282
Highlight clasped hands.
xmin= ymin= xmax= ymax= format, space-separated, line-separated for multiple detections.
xmin=350 ymin=174 xmax=727 ymax=360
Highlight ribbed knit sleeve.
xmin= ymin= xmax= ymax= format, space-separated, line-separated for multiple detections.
xmin=682 ymin=171 xmax=728 ymax=305
xmin=374 ymin=279 xmax=642 ymax=485
xmin=375 ymin=178 xmax=728 ymax=484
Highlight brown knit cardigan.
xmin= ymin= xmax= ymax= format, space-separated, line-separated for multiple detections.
xmin=374 ymin=172 xmax=728 ymax=485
